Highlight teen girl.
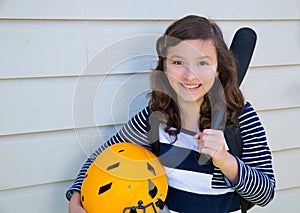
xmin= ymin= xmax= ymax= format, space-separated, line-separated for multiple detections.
xmin=67 ymin=15 xmax=275 ymax=213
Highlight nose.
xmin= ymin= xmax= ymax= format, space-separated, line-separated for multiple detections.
xmin=182 ymin=65 xmax=197 ymax=80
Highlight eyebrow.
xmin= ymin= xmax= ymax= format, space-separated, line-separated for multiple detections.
xmin=169 ymin=54 xmax=212 ymax=60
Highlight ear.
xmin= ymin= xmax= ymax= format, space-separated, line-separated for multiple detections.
xmin=215 ymin=70 xmax=219 ymax=77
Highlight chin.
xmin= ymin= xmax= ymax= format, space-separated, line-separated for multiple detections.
xmin=178 ymin=95 xmax=203 ymax=104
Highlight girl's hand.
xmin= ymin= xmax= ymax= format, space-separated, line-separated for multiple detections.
xmin=68 ymin=191 xmax=87 ymax=213
xmin=194 ymin=129 xmax=227 ymax=167
xmin=194 ymin=129 xmax=239 ymax=184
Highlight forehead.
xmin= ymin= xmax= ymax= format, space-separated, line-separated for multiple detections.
xmin=167 ymin=39 xmax=217 ymax=59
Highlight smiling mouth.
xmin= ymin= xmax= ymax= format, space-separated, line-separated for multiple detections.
xmin=181 ymin=83 xmax=202 ymax=89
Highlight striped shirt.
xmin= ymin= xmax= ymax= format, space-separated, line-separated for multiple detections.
xmin=66 ymin=102 xmax=275 ymax=212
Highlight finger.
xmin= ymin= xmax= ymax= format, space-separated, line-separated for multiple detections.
xmin=198 ymin=146 xmax=215 ymax=157
xmin=194 ymin=132 xmax=201 ymax=140
xmin=202 ymin=128 xmax=222 ymax=136
xmin=200 ymin=134 xmax=221 ymax=148
xmin=198 ymin=138 xmax=217 ymax=152
xmin=198 ymin=134 xmax=225 ymax=153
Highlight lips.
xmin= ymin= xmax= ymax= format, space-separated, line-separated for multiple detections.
xmin=180 ymin=83 xmax=202 ymax=89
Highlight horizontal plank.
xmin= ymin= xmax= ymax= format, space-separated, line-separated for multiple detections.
xmin=0 ymin=129 xmax=85 ymax=190
xmin=257 ymin=107 xmax=300 ymax=151
xmin=0 ymin=20 xmax=88 ymax=79
xmin=251 ymin=187 xmax=300 ymax=212
xmin=219 ymin=20 xmax=300 ymax=67
xmin=0 ymin=20 xmax=164 ymax=79
xmin=0 ymin=0 xmax=299 ymax=20
xmin=1 ymin=64 xmax=299 ymax=136
xmin=0 ymin=181 xmax=70 ymax=213
xmin=241 ymin=65 xmax=300 ymax=110
xmin=84 ymin=20 xmax=300 ymax=74
xmin=0 ymin=74 xmax=150 ymax=136
xmin=1 ymin=183 xmax=300 ymax=213
xmin=0 ymin=120 xmax=299 ymax=192
xmin=0 ymin=77 xmax=76 ymax=135
xmin=0 ymin=126 xmax=114 ymax=190
xmin=0 ymin=181 xmax=299 ymax=213
xmin=0 ymin=20 xmax=299 ymax=79
xmin=272 ymin=148 xmax=300 ymax=190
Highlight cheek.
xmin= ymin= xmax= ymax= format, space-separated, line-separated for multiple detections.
xmin=201 ymin=70 xmax=218 ymax=90
xmin=165 ymin=67 xmax=184 ymax=85
xmin=204 ymin=75 xmax=217 ymax=91
xmin=201 ymin=65 xmax=218 ymax=80
xmin=166 ymin=66 xmax=182 ymax=78
xmin=203 ymin=71 xmax=217 ymax=81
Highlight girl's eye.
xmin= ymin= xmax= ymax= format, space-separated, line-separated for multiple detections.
xmin=198 ymin=61 xmax=209 ymax=66
xmin=173 ymin=60 xmax=183 ymax=65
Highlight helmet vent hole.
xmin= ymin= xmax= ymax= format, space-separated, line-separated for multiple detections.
xmin=148 ymin=179 xmax=158 ymax=198
xmin=118 ymin=149 xmax=125 ymax=153
xmin=98 ymin=182 xmax=112 ymax=195
xmin=147 ymin=163 xmax=156 ymax=176
xmin=106 ymin=162 xmax=120 ymax=170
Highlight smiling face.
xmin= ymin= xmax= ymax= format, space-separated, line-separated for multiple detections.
xmin=165 ymin=39 xmax=218 ymax=106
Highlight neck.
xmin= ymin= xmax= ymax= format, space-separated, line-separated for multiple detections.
xmin=177 ymin=98 xmax=202 ymax=132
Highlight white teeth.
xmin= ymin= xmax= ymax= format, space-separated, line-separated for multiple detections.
xmin=182 ymin=84 xmax=201 ymax=89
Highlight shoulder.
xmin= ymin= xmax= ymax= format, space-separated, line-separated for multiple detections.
xmin=238 ymin=102 xmax=266 ymax=139
xmin=133 ymin=106 xmax=151 ymax=122
xmin=241 ymin=101 xmax=255 ymax=115
xmin=238 ymin=102 xmax=260 ymax=124
xmin=127 ymin=106 xmax=151 ymax=131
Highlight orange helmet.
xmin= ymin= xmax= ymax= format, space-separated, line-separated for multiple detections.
xmin=81 ymin=142 xmax=168 ymax=213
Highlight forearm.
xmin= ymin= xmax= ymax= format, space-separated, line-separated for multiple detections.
xmin=216 ymin=151 xmax=275 ymax=206
xmin=233 ymin=158 xmax=275 ymax=206
xmin=66 ymin=108 xmax=151 ymax=201
xmin=70 ymin=191 xmax=82 ymax=206
xmin=69 ymin=191 xmax=87 ymax=213
xmin=216 ymin=152 xmax=239 ymax=185
xmin=66 ymin=152 xmax=99 ymax=200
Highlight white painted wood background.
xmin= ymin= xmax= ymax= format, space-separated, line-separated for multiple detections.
xmin=0 ymin=0 xmax=299 ymax=212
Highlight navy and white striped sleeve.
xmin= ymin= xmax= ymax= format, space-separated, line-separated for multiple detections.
xmin=233 ymin=102 xmax=276 ymax=206
xmin=66 ymin=107 xmax=151 ymax=200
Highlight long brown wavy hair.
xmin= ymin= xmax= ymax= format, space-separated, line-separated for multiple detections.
xmin=149 ymin=15 xmax=244 ymax=139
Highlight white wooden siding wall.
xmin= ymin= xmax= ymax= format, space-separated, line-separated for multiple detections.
xmin=0 ymin=0 xmax=299 ymax=212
